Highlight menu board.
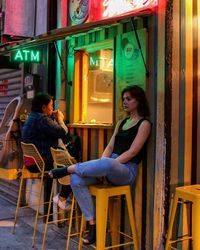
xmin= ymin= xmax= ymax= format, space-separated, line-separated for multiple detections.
xmin=115 ymin=29 xmax=146 ymax=120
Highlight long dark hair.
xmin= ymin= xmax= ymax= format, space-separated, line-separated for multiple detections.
xmin=31 ymin=92 xmax=53 ymax=113
xmin=121 ymin=85 xmax=150 ymax=117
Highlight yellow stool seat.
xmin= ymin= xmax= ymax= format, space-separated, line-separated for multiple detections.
xmin=0 ymin=168 xmax=18 ymax=180
xmin=165 ymin=184 xmax=200 ymax=250
xmin=78 ymin=184 xmax=139 ymax=250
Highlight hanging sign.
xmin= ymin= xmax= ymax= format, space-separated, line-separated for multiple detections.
xmin=103 ymin=0 xmax=157 ymax=18
xmin=67 ymin=0 xmax=157 ymax=26
xmin=11 ymin=49 xmax=42 ymax=63
xmin=89 ymin=0 xmax=157 ymax=22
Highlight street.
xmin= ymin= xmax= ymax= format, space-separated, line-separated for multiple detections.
xmin=0 ymin=193 xmax=87 ymax=250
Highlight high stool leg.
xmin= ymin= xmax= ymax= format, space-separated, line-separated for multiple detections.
xmin=125 ymin=189 xmax=139 ymax=250
xmin=13 ymin=172 xmax=25 ymax=234
xmin=192 ymin=200 xmax=200 ymax=250
xmin=109 ymin=197 xmax=120 ymax=248
xmin=66 ymin=195 xmax=75 ymax=250
xmin=165 ymin=193 xmax=179 ymax=250
xmin=42 ymin=179 xmax=55 ymax=250
xmin=96 ymin=190 xmax=109 ymax=250
xmin=75 ymin=200 xmax=79 ymax=233
xmin=32 ymin=175 xmax=44 ymax=247
xmin=78 ymin=214 xmax=85 ymax=250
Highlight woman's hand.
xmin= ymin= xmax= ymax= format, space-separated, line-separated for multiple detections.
xmin=53 ymin=110 xmax=64 ymax=124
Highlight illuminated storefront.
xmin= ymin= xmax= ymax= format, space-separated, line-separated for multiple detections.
xmin=67 ymin=0 xmax=157 ymax=127
xmin=2 ymin=0 xmax=200 ymax=249
xmin=65 ymin=1 xmax=158 ymax=248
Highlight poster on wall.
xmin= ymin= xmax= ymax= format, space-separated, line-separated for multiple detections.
xmin=115 ymin=29 xmax=146 ymax=120
xmin=69 ymin=0 xmax=89 ymax=25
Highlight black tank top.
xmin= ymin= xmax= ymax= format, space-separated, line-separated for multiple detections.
xmin=113 ymin=117 xmax=149 ymax=164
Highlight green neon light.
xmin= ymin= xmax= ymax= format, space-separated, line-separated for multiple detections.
xmin=12 ymin=49 xmax=42 ymax=63
xmin=89 ymin=56 xmax=113 ymax=70
xmin=31 ymin=51 xmax=40 ymax=61
xmin=90 ymin=57 xmax=99 ymax=66
xmin=14 ymin=50 xmax=23 ymax=61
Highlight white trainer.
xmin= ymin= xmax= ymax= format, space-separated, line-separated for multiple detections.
xmin=53 ymin=193 xmax=72 ymax=211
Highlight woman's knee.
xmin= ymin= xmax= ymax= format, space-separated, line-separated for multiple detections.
xmin=70 ymin=174 xmax=82 ymax=188
xmin=100 ymin=157 xmax=116 ymax=171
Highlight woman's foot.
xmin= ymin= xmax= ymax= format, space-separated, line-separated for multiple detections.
xmin=48 ymin=165 xmax=69 ymax=179
xmin=83 ymin=224 xmax=96 ymax=245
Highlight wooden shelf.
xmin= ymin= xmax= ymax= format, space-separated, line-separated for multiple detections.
xmin=68 ymin=123 xmax=113 ymax=129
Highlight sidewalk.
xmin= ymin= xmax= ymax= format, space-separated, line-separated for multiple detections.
xmin=0 ymin=193 xmax=89 ymax=250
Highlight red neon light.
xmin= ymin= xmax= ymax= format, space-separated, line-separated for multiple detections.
xmin=89 ymin=0 xmax=157 ymax=22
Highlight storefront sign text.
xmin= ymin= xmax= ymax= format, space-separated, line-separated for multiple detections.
xmin=103 ymin=0 xmax=158 ymax=18
xmin=12 ymin=49 xmax=42 ymax=63
xmin=88 ymin=0 xmax=158 ymax=22
xmin=90 ymin=57 xmax=113 ymax=71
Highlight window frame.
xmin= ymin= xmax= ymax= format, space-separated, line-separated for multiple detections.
xmin=72 ymin=41 xmax=114 ymax=126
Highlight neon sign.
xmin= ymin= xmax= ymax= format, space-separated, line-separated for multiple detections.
xmin=12 ymin=49 xmax=42 ymax=63
xmin=103 ymin=0 xmax=157 ymax=18
xmin=90 ymin=57 xmax=113 ymax=71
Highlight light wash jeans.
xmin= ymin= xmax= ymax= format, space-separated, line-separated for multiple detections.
xmin=70 ymin=153 xmax=138 ymax=221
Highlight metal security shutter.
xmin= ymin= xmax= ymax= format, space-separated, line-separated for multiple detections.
xmin=0 ymin=68 xmax=23 ymax=203
xmin=0 ymin=68 xmax=23 ymax=123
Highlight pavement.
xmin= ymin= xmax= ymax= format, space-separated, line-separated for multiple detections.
xmin=0 ymin=194 xmax=90 ymax=250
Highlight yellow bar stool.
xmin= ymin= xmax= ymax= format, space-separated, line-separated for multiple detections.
xmin=165 ymin=184 xmax=200 ymax=250
xmin=78 ymin=184 xmax=139 ymax=250
xmin=13 ymin=142 xmax=50 ymax=247
xmin=42 ymin=147 xmax=81 ymax=250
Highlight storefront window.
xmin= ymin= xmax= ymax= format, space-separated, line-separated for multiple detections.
xmin=73 ymin=46 xmax=114 ymax=125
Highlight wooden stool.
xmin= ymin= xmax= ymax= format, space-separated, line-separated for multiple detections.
xmin=165 ymin=184 xmax=200 ymax=250
xmin=78 ymin=184 xmax=139 ymax=250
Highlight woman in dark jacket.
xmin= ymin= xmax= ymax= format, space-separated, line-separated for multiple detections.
xmin=22 ymin=92 xmax=72 ymax=210
xmin=22 ymin=92 xmax=67 ymax=167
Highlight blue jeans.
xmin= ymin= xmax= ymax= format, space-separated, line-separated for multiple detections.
xmin=70 ymin=153 xmax=138 ymax=221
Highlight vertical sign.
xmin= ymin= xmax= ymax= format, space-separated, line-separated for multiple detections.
xmin=115 ymin=29 xmax=146 ymax=120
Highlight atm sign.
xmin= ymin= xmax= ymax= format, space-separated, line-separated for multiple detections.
xmin=12 ymin=49 xmax=42 ymax=63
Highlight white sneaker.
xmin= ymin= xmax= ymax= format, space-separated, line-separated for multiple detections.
xmin=53 ymin=193 xmax=72 ymax=211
